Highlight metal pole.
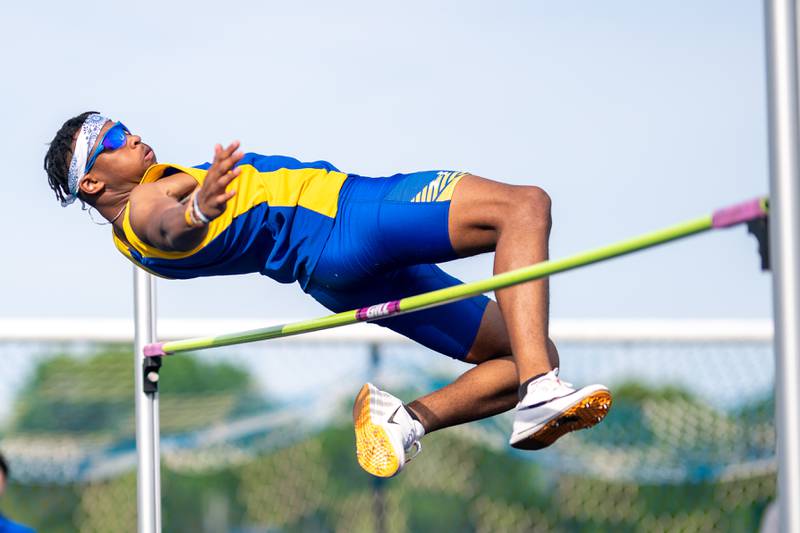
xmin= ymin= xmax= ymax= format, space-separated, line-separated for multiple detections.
xmin=133 ymin=267 xmax=161 ymax=533
xmin=765 ymin=1 xmax=800 ymax=530
xmin=150 ymin=281 xmax=162 ymax=529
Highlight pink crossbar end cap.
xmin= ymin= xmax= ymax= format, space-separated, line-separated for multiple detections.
xmin=712 ymin=198 xmax=766 ymax=229
xmin=143 ymin=342 xmax=166 ymax=356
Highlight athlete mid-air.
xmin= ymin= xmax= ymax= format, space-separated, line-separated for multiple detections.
xmin=44 ymin=112 xmax=611 ymax=478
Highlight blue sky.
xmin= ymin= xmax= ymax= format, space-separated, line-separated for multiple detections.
xmin=2 ymin=0 xmax=771 ymax=320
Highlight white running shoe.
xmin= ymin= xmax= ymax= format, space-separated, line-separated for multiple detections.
xmin=353 ymin=383 xmax=424 ymax=478
xmin=509 ymin=369 xmax=612 ymax=450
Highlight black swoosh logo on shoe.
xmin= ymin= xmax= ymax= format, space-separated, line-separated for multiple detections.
xmin=518 ymin=390 xmax=580 ymax=411
xmin=387 ymin=406 xmax=402 ymax=425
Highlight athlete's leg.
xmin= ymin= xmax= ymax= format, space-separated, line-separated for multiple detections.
xmin=311 ymin=171 xmax=607 ymax=475
xmin=403 ymin=288 xmax=610 ymax=453
xmin=405 ymin=300 xmax=560 ymax=433
xmin=448 ymin=174 xmax=554 ymax=384
xmin=309 ymin=171 xmax=561 ymax=434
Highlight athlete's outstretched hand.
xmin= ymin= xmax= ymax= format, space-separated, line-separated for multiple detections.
xmin=196 ymin=141 xmax=243 ymax=220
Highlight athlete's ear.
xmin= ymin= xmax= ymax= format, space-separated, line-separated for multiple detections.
xmin=78 ymin=174 xmax=106 ymax=197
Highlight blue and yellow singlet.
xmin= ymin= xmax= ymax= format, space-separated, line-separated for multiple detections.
xmin=112 ymin=153 xmax=347 ymax=287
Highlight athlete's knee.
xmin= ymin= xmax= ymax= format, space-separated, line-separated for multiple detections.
xmin=509 ymin=185 xmax=552 ymax=232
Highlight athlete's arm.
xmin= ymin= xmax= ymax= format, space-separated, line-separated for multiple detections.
xmin=129 ymin=142 xmax=244 ymax=252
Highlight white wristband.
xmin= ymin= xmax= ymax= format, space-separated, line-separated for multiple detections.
xmin=192 ymin=193 xmax=212 ymax=225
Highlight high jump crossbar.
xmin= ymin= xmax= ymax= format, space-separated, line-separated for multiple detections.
xmin=143 ymin=197 xmax=769 ymax=358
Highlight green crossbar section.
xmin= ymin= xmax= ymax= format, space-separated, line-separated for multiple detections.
xmin=150 ymin=198 xmax=766 ymax=356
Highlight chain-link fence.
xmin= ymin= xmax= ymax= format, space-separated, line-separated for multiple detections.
xmin=0 ymin=321 xmax=776 ymax=532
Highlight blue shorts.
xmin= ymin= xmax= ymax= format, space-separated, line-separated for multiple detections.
xmin=304 ymin=171 xmax=491 ymax=360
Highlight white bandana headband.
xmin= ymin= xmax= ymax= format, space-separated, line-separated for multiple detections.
xmin=63 ymin=113 xmax=110 ymax=207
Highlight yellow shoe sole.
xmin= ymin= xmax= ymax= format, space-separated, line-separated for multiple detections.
xmin=511 ymin=389 xmax=613 ymax=451
xmin=353 ymin=384 xmax=401 ymax=477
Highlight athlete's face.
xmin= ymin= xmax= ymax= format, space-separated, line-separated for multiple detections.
xmin=74 ymin=119 xmax=157 ymax=197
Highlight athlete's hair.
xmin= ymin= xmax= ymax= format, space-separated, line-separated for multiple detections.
xmin=44 ymin=111 xmax=99 ymax=205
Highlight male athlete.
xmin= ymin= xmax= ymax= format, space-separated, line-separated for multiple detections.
xmin=44 ymin=112 xmax=612 ymax=478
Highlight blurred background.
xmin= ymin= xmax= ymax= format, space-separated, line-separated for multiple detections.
xmin=0 ymin=321 xmax=776 ymax=532
xmin=0 ymin=0 xmax=775 ymax=531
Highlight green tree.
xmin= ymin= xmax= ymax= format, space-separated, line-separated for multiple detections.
xmin=10 ymin=345 xmax=267 ymax=438
xmin=2 ymin=344 xmax=268 ymax=532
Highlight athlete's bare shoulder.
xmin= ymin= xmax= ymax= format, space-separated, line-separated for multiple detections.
xmin=127 ymin=171 xmax=197 ymax=247
xmin=130 ymin=171 xmax=198 ymax=204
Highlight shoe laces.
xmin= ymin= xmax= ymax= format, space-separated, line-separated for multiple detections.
xmin=401 ymin=420 xmax=423 ymax=462
xmin=531 ymin=369 xmax=573 ymax=395
xmin=551 ymin=367 xmax=572 ymax=388
xmin=405 ymin=440 xmax=422 ymax=463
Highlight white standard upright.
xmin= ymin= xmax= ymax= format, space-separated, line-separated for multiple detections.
xmin=764 ymin=1 xmax=800 ymax=531
xmin=133 ymin=267 xmax=161 ymax=533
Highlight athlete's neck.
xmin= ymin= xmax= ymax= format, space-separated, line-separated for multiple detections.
xmin=91 ymin=185 xmax=134 ymax=228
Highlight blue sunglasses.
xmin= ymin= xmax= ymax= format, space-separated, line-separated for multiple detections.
xmin=85 ymin=122 xmax=130 ymax=173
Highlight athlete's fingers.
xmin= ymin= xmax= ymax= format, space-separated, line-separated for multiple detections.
xmin=217 ymin=141 xmax=240 ymax=161
xmin=219 ymin=190 xmax=236 ymax=203
xmin=207 ymin=164 xmax=239 ymax=196
xmin=211 ymin=142 xmax=238 ymax=169
xmin=211 ymin=171 xmax=239 ymax=197
xmin=209 ymin=146 xmax=224 ymax=176
xmin=216 ymin=155 xmax=244 ymax=188
xmin=212 ymin=149 xmax=243 ymax=178
xmin=200 ymin=143 xmax=242 ymax=217
xmin=223 ymin=150 xmax=244 ymax=170
xmin=209 ymin=166 xmax=235 ymax=190
xmin=198 ymin=188 xmax=236 ymax=219
xmin=205 ymin=159 xmax=237 ymax=193
xmin=207 ymin=191 xmax=236 ymax=215
xmin=219 ymin=165 xmax=242 ymax=186
xmin=223 ymin=140 xmax=239 ymax=154
xmin=213 ymin=141 xmax=236 ymax=159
